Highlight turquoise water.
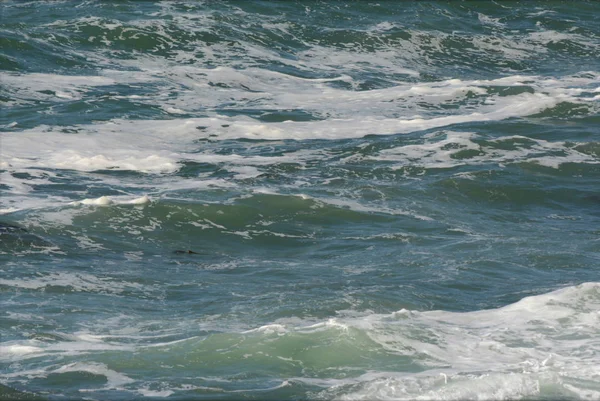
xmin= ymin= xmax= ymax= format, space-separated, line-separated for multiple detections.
xmin=1 ymin=1 xmax=599 ymax=399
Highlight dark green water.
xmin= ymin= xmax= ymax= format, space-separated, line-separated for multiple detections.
xmin=1 ymin=1 xmax=599 ymax=400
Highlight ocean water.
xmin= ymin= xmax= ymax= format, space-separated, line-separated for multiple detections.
xmin=1 ymin=1 xmax=599 ymax=399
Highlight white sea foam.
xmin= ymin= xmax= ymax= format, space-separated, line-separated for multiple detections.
xmin=2 ymin=73 xmax=597 ymax=199
xmin=330 ymin=282 xmax=600 ymax=400
xmin=69 ymin=195 xmax=151 ymax=206
xmin=0 ymin=343 xmax=44 ymax=361
xmin=220 ymin=282 xmax=600 ymax=400
xmin=1 ymin=283 xmax=598 ymax=398
xmin=8 ymin=362 xmax=137 ymax=391
xmin=56 ymin=362 xmax=135 ymax=388
xmin=136 ymin=388 xmax=175 ymax=397
xmin=0 ymin=337 xmax=133 ymax=363
xmin=243 ymin=324 xmax=288 ymax=335
xmin=0 ymin=207 xmax=21 ymax=215
xmin=2 ymin=120 xmax=597 ymax=216
xmin=1 ymin=73 xmax=117 ymax=106
xmin=0 ymin=271 xmax=151 ymax=295
xmin=372 ymin=132 xmax=600 ymax=170
xmin=156 ymin=282 xmax=594 ymax=400
xmin=0 ymin=126 xmax=181 ymax=174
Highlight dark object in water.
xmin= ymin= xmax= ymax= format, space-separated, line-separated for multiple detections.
xmin=174 ymin=249 xmax=201 ymax=255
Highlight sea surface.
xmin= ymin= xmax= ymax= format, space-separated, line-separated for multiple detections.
xmin=1 ymin=1 xmax=599 ymax=400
